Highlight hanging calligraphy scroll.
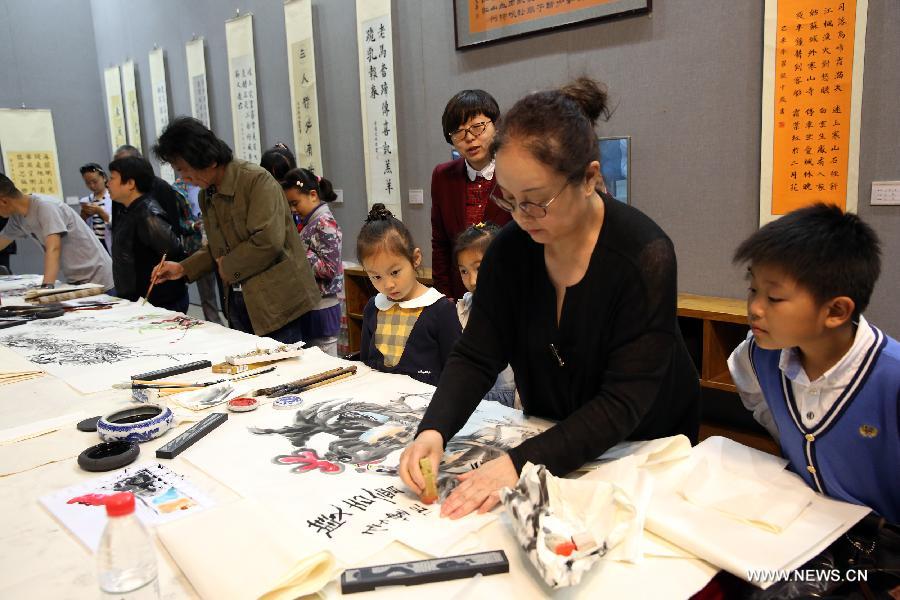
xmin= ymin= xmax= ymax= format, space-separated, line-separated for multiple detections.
xmin=103 ymin=66 xmax=127 ymax=153
xmin=185 ymin=39 xmax=211 ymax=128
xmin=284 ymin=0 xmax=323 ymax=175
xmin=356 ymin=0 xmax=401 ymax=217
xmin=149 ymin=48 xmax=175 ymax=183
xmin=453 ymin=0 xmax=649 ymax=49
xmin=759 ymin=0 xmax=868 ymax=224
xmin=225 ymin=14 xmax=262 ymax=164
xmin=121 ymin=61 xmax=142 ymax=152
xmin=0 ymin=109 xmax=63 ymax=198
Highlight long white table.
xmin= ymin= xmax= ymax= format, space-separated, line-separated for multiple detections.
xmin=0 ymin=290 xmax=718 ymax=599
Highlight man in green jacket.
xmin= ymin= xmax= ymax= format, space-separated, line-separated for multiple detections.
xmin=150 ymin=117 xmax=319 ymax=342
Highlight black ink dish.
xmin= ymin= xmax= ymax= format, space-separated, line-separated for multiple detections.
xmin=77 ymin=440 xmax=140 ymax=472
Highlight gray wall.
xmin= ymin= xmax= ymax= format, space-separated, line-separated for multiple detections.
xmin=0 ymin=0 xmax=108 ymax=274
xmin=4 ymin=0 xmax=898 ymax=334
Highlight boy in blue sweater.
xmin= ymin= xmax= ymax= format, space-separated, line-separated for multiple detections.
xmin=728 ymin=203 xmax=898 ymax=523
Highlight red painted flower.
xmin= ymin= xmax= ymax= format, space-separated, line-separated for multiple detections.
xmin=275 ymin=448 xmax=344 ymax=474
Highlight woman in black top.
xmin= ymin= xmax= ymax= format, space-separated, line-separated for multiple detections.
xmin=399 ymin=77 xmax=700 ymax=519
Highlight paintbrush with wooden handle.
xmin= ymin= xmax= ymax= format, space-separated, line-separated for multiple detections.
xmin=142 ymin=252 xmax=167 ymax=306
xmin=254 ymin=365 xmax=357 ymax=397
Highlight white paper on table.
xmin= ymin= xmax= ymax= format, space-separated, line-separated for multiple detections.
xmin=675 ymin=435 xmax=813 ymax=532
xmin=642 ymin=531 xmax=695 ymax=559
xmin=0 ymin=273 xmax=42 ymax=295
xmin=392 ymin=509 xmax=497 ymax=558
xmin=39 ymin=462 xmax=215 ymax=552
xmin=549 ymin=471 xmax=637 ymax=558
xmin=0 ymin=300 xmax=283 ymax=394
xmin=157 ymin=498 xmax=339 ymax=600
xmin=0 ymin=412 xmax=83 ymax=445
xmin=646 ymin=437 xmax=871 ymax=587
xmin=680 ymin=454 xmax=814 ymax=532
xmin=580 ymin=434 xmax=692 ymax=472
xmin=184 ymin=369 xmax=553 ymax=566
xmin=580 ymin=454 xmax=653 ymax=563
xmin=571 ymin=435 xmax=690 ymax=563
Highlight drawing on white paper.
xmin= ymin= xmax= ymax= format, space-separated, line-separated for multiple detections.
xmin=130 ymin=314 xmax=206 ymax=341
xmin=0 ymin=282 xmax=40 ymax=297
xmin=251 ymin=392 xmax=546 ymax=496
xmin=1 ymin=334 xmax=184 ymax=365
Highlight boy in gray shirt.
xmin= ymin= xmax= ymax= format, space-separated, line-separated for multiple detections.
xmin=0 ymin=174 xmax=113 ymax=290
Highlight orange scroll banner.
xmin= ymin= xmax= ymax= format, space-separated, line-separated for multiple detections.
xmin=759 ymin=0 xmax=868 ymax=225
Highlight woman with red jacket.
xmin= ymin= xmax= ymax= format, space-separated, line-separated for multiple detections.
xmin=430 ymin=90 xmax=512 ymax=300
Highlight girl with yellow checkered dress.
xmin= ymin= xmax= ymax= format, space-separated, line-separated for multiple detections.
xmin=358 ymin=204 xmax=462 ymax=385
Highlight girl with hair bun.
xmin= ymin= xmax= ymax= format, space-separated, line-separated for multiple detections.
xmin=356 ymin=203 xmax=461 ymax=385
xmin=281 ymin=167 xmax=343 ymax=355
xmin=400 ymin=78 xmax=701 ymax=518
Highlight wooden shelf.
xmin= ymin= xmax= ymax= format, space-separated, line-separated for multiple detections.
xmin=700 ymin=372 xmax=738 ymax=394
xmin=678 ymin=293 xmax=747 ymax=324
xmin=677 ymin=294 xmax=749 ymax=394
xmin=676 ymin=293 xmax=767 ymax=451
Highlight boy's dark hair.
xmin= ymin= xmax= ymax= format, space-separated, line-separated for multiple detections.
xmin=108 ymin=157 xmax=155 ymax=194
xmin=260 ymin=144 xmax=297 ymax=181
xmin=733 ymin=203 xmax=881 ymax=318
xmin=493 ymin=77 xmax=610 ymax=183
xmin=80 ymin=163 xmax=108 ymax=181
xmin=454 ymin=222 xmax=500 ymax=257
xmin=153 ymin=117 xmax=233 ymax=169
xmin=442 ymin=89 xmax=500 ymax=144
xmin=357 ymin=203 xmax=417 ymax=267
xmin=0 ymin=173 xmax=21 ymax=198
xmin=281 ymin=168 xmax=338 ymax=202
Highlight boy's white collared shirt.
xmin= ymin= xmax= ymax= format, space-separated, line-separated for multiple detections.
xmin=728 ymin=315 xmax=877 ymax=439
xmin=374 ymin=287 xmax=444 ymax=311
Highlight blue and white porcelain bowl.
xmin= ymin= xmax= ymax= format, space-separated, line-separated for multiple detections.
xmin=97 ymin=403 xmax=175 ymax=443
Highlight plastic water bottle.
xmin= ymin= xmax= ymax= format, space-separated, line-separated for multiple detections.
xmin=96 ymin=492 xmax=160 ymax=599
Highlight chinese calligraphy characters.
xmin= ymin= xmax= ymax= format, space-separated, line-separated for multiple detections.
xmin=360 ymin=13 xmax=400 ymax=213
xmin=7 ymin=151 xmax=61 ymax=197
xmin=771 ymin=0 xmax=857 ymax=214
xmin=230 ymin=57 xmax=261 ymax=164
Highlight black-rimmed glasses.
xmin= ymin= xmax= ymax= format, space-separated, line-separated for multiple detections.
xmin=490 ymin=180 xmax=570 ymax=219
xmin=449 ymin=120 xmax=492 ymax=143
